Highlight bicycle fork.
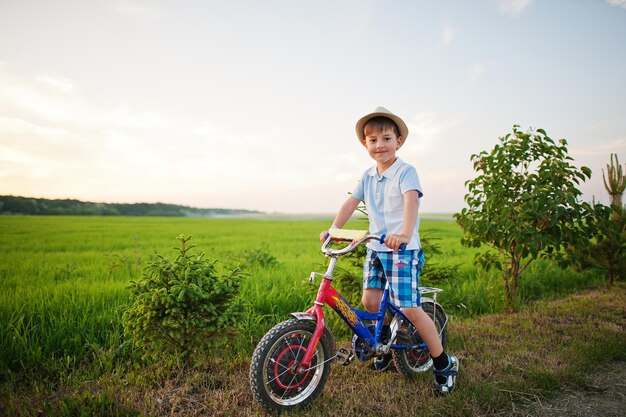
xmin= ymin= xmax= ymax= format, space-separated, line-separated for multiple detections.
xmin=298 ymin=256 xmax=354 ymax=372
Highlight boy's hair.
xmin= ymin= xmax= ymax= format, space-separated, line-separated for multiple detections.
xmin=362 ymin=116 xmax=401 ymax=141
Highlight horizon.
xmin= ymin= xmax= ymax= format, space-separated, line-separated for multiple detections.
xmin=1 ymin=1 xmax=625 ymax=214
xmin=0 ymin=194 xmax=457 ymax=218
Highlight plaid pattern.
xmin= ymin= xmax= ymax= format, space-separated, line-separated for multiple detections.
xmin=363 ymin=249 xmax=425 ymax=308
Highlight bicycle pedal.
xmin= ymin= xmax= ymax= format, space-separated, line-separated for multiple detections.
xmin=335 ymin=348 xmax=354 ymax=366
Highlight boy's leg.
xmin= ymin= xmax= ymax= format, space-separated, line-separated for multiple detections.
xmin=361 ymin=288 xmax=383 ymax=313
xmin=401 ymin=306 xmax=443 ymax=357
xmin=388 ymin=250 xmax=458 ymax=393
xmin=362 ymin=288 xmax=393 ymax=371
xmin=404 ymin=305 xmax=459 ymax=394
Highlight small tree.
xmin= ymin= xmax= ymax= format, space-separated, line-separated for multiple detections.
xmin=454 ymin=126 xmax=591 ymax=311
xmin=569 ymin=153 xmax=626 ymax=286
xmin=122 ymin=235 xmax=244 ymax=363
xmin=603 ymin=153 xmax=626 ymax=208
xmin=569 ymin=203 xmax=626 ymax=286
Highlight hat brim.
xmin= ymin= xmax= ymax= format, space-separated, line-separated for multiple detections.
xmin=355 ymin=109 xmax=409 ymax=144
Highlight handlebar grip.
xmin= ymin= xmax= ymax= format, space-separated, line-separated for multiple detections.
xmin=379 ymin=234 xmax=407 ymax=251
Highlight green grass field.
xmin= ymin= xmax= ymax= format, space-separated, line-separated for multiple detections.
xmin=0 ymin=215 xmax=620 ymax=416
xmin=0 ymin=216 xmax=606 ymax=373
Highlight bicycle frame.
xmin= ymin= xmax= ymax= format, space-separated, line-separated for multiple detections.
xmin=296 ymin=232 xmax=424 ymax=372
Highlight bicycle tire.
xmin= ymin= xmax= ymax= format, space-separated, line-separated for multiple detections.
xmin=249 ymin=319 xmax=333 ymax=412
xmin=392 ymin=302 xmax=447 ymax=376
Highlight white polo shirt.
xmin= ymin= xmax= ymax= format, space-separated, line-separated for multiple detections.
xmin=352 ymin=158 xmax=423 ymax=252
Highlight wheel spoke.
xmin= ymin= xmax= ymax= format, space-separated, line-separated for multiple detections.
xmin=290 ymin=334 xmax=307 ymax=360
xmin=270 ymin=356 xmax=290 ymax=370
xmin=266 ymin=362 xmax=293 ymax=385
xmin=266 ymin=333 xmax=308 ymax=387
xmin=279 ymin=374 xmax=301 ymax=400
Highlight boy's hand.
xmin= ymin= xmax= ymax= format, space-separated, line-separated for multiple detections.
xmin=384 ymin=233 xmax=409 ymax=251
xmin=319 ymin=230 xmax=329 ymax=243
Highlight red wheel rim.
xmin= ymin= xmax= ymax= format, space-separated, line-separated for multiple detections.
xmin=273 ymin=344 xmax=311 ymax=389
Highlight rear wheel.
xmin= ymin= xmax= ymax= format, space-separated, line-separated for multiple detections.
xmin=392 ymin=302 xmax=447 ymax=376
xmin=249 ymin=319 xmax=333 ymax=412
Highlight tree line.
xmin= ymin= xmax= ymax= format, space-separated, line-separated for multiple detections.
xmin=0 ymin=195 xmax=261 ymax=217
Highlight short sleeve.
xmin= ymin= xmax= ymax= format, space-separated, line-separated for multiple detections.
xmin=351 ymin=172 xmax=365 ymax=201
xmin=399 ymin=166 xmax=423 ymax=198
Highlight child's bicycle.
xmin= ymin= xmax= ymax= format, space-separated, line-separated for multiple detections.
xmin=249 ymin=229 xmax=449 ymax=412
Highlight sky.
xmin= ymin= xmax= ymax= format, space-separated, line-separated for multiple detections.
xmin=1 ymin=0 xmax=625 ymax=214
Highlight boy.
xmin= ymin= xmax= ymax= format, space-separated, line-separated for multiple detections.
xmin=320 ymin=107 xmax=459 ymax=395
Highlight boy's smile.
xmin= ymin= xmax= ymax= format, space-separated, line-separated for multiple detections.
xmin=363 ymin=127 xmax=403 ymax=172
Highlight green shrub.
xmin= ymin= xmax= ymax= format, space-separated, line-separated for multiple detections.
xmin=122 ymin=235 xmax=244 ymax=363
xmin=421 ymin=263 xmax=461 ymax=282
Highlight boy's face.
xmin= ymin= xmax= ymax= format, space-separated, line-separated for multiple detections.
xmin=363 ymin=127 xmax=403 ymax=171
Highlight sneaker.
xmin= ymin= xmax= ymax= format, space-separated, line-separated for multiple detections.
xmin=370 ymin=353 xmax=392 ymax=372
xmin=433 ymin=355 xmax=459 ymax=395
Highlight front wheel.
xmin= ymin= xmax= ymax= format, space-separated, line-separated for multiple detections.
xmin=392 ymin=302 xmax=448 ymax=376
xmin=249 ymin=319 xmax=333 ymax=412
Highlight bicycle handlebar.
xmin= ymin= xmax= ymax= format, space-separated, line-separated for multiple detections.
xmin=321 ymin=229 xmax=407 ymax=256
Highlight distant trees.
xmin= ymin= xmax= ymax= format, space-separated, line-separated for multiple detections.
xmin=455 ymin=126 xmax=591 ymax=311
xmin=0 ymin=195 xmax=260 ymax=217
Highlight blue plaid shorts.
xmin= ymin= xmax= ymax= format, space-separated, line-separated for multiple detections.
xmin=363 ymin=248 xmax=425 ymax=308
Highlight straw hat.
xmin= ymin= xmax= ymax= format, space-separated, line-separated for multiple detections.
xmin=355 ymin=106 xmax=409 ymax=144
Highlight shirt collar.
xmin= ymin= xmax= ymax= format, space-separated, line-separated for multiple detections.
xmin=367 ymin=158 xmax=404 ymax=179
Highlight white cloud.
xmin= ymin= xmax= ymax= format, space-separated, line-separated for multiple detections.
xmin=0 ymin=116 xmax=66 ymax=137
xmin=0 ymin=70 xmax=87 ymax=123
xmin=403 ymin=112 xmax=459 ymax=156
xmin=0 ymin=144 xmax=38 ymax=166
xmin=0 ymin=65 xmax=331 ymax=210
xmin=607 ymin=0 xmax=626 ymax=10
xmin=495 ymin=0 xmax=534 ymax=17
xmin=470 ymin=61 xmax=491 ymax=81
xmin=442 ymin=24 xmax=454 ymax=47
xmin=34 ymin=74 xmax=75 ymax=95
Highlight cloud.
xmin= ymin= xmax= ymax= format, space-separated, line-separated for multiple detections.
xmin=495 ymin=0 xmax=534 ymax=17
xmin=403 ymin=112 xmax=459 ymax=156
xmin=470 ymin=61 xmax=491 ymax=81
xmin=607 ymin=0 xmax=626 ymax=9
xmin=34 ymin=74 xmax=75 ymax=95
xmin=0 ymin=116 xmax=66 ymax=137
xmin=442 ymin=24 xmax=454 ymax=47
xmin=0 ymin=64 xmax=330 ymax=209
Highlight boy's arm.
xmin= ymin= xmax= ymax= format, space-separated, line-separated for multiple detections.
xmin=319 ymin=196 xmax=361 ymax=242
xmin=332 ymin=196 xmax=361 ymax=228
xmin=384 ymin=190 xmax=419 ymax=250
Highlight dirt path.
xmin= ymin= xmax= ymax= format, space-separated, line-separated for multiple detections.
xmin=511 ymin=361 xmax=626 ymax=417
